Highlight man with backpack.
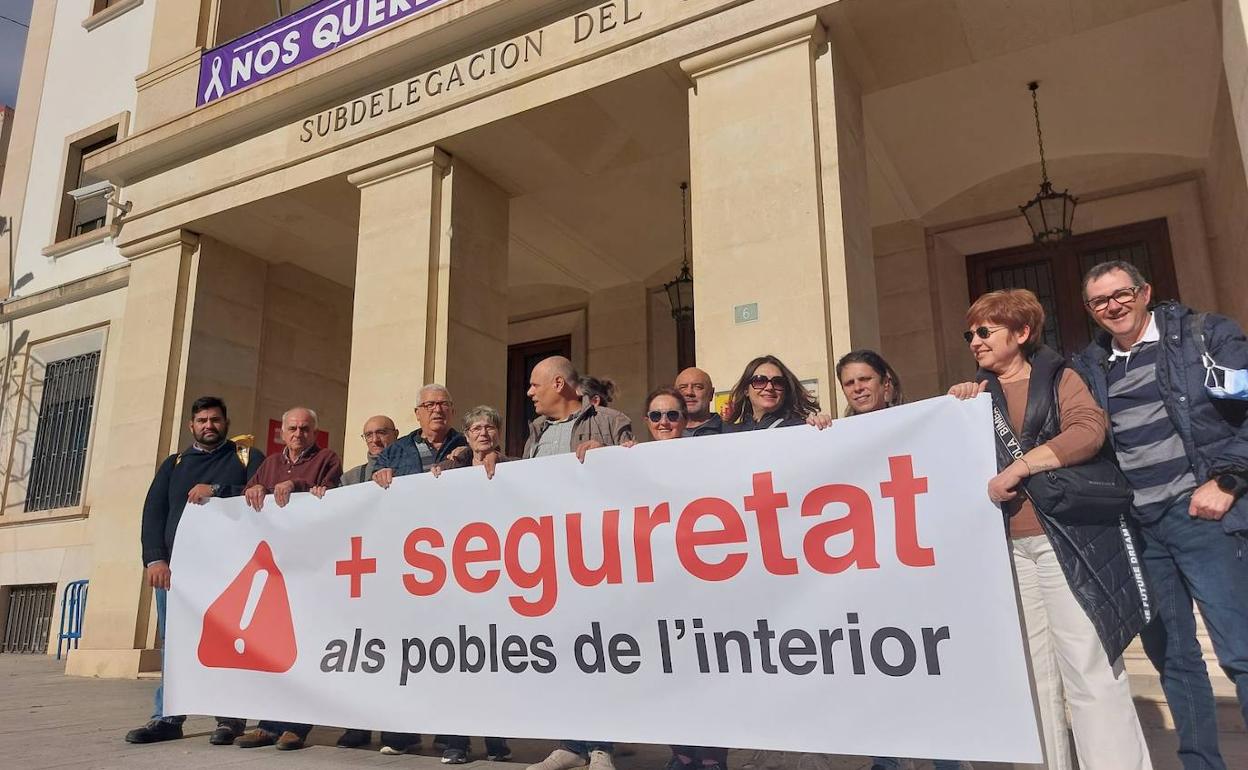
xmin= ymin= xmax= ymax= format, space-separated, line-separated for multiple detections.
xmin=124 ymin=396 xmax=265 ymax=747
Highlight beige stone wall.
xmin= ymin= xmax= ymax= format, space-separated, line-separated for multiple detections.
xmin=588 ymin=282 xmax=648 ymax=434
xmin=1202 ymin=73 xmax=1248 ymax=325
xmin=872 ymin=222 xmax=944 ymax=401
xmin=253 ymin=262 xmax=353 ymax=458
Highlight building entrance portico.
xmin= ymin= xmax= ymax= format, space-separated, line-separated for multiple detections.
xmin=0 ymin=0 xmax=1231 ymax=696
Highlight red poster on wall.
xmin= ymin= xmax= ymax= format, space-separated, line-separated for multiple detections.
xmin=266 ymin=419 xmax=329 ymax=457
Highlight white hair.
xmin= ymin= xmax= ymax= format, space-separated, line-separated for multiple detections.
xmin=281 ymin=406 xmax=319 ymax=429
xmin=418 ymin=383 xmax=452 ymax=402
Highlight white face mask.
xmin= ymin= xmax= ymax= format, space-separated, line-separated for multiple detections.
xmin=1204 ymin=355 xmax=1248 ymax=401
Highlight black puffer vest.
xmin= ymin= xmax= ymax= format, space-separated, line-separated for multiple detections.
xmin=979 ymin=346 xmax=1151 ymax=662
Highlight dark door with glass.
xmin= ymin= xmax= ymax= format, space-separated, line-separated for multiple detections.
xmin=966 ymin=218 xmax=1180 ymax=357
xmin=505 ymin=336 xmax=573 ymax=457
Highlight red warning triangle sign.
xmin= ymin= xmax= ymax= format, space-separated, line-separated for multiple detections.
xmin=198 ymin=540 xmax=298 ymax=673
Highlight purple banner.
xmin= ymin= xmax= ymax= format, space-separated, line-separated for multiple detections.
xmin=197 ymin=0 xmax=452 ymax=107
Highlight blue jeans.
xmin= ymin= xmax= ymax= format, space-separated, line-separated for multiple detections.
xmin=1139 ymin=493 xmax=1248 ymax=770
xmin=152 ymin=587 xmax=244 ymax=730
xmin=871 ymin=758 xmax=962 ymax=770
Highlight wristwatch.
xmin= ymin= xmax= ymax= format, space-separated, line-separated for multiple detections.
xmin=209 ymin=483 xmax=222 ymax=497
xmin=1215 ymin=472 xmax=1248 ymax=498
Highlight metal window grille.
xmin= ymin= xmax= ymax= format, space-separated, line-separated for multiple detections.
xmin=24 ymin=351 xmax=100 ymax=512
xmin=986 ymin=260 xmax=1063 ymax=352
xmin=1 ymin=584 xmax=57 ymax=654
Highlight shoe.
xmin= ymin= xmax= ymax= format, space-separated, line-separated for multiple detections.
xmin=587 ymin=749 xmax=615 ymax=770
xmin=209 ymin=724 xmax=242 ymax=746
xmin=381 ymin=744 xmax=419 ymax=756
xmin=486 ymin=739 xmax=512 ymax=761
xmin=275 ymin=731 xmax=305 ymax=751
xmin=443 ymin=748 xmax=469 ymax=764
xmin=124 ymin=719 xmax=183 ymax=744
xmin=527 ymin=748 xmax=587 ymax=770
xmin=235 ymin=728 xmax=279 ymax=748
xmin=337 ymin=729 xmax=371 ymax=748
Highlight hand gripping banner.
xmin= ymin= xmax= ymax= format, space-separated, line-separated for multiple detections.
xmin=166 ymin=396 xmax=1043 ymax=763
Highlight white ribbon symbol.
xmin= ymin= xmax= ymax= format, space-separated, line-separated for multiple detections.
xmin=203 ymin=55 xmax=225 ymax=103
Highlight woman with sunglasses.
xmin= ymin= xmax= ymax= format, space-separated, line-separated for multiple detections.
xmin=948 ymin=289 xmax=1150 ymax=770
xmin=635 ymin=386 xmax=732 ymax=770
xmin=723 ymin=355 xmax=822 ymax=429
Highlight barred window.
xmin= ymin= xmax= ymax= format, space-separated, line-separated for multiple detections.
xmin=24 ymin=352 xmax=101 ymax=512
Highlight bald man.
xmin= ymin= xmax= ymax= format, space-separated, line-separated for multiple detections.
xmin=674 ymin=367 xmax=724 ymax=436
xmin=341 ymin=415 xmax=397 ymax=487
xmin=523 ymin=356 xmax=632 ymax=462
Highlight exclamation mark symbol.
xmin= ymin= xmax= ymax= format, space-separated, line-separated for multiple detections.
xmin=235 ymin=569 xmax=268 ymax=654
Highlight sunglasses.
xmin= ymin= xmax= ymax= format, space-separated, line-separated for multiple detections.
xmin=647 ymin=410 xmax=684 ymax=423
xmin=963 ymin=325 xmax=1008 ymax=344
xmin=749 ymin=375 xmax=788 ymax=391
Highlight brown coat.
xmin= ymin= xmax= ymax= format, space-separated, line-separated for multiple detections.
xmin=522 ymin=398 xmax=633 ymax=459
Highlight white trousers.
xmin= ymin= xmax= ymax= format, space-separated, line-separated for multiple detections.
xmin=1011 ymin=534 xmax=1152 ymax=770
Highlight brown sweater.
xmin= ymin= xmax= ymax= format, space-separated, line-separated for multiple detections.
xmin=247 ymin=444 xmax=343 ymax=493
xmin=1001 ymin=368 xmax=1108 ymax=538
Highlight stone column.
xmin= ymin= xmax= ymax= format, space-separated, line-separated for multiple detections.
xmin=346 ymin=148 xmax=508 ymax=468
xmin=681 ymin=17 xmax=878 ymax=415
xmin=66 ymin=230 xmax=201 ymax=678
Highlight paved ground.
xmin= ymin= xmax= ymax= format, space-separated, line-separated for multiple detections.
xmin=1 ymin=653 xmax=1244 ymax=769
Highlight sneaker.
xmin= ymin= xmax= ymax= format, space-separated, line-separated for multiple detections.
xmin=486 ymin=738 xmax=512 ymax=761
xmin=587 ymin=749 xmax=616 ymax=770
xmin=275 ymin=731 xmax=305 ymax=751
xmin=209 ymin=724 xmax=242 ymax=745
xmin=442 ymin=748 xmax=469 ymax=764
xmin=337 ymin=729 xmax=371 ymax=748
xmin=235 ymin=728 xmax=279 ymax=749
xmin=380 ymin=732 xmax=421 ymax=755
xmin=527 ymin=748 xmax=587 ymax=770
xmin=124 ymin=719 xmax=183 ymax=744
xmin=380 ymin=744 xmax=418 ymax=756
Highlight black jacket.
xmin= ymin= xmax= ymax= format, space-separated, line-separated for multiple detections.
xmin=141 ymin=440 xmax=265 ymax=565
xmin=1072 ymin=302 xmax=1248 ymax=533
xmin=981 ymin=346 xmax=1151 ymax=662
xmin=732 ymin=411 xmax=806 ymax=430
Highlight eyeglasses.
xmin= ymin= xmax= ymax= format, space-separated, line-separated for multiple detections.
xmin=466 ymin=423 xmax=498 ymax=435
xmin=963 ymin=325 xmax=1008 ymax=344
xmin=361 ymin=429 xmax=395 ymax=440
xmin=1085 ymin=285 xmax=1142 ymax=312
xmin=417 ymin=400 xmax=452 ymax=411
xmin=647 ymin=410 xmax=683 ymax=423
xmin=748 ymin=375 xmax=787 ymax=391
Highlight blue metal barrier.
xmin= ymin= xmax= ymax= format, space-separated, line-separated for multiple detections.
xmin=56 ymin=579 xmax=88 ymax=660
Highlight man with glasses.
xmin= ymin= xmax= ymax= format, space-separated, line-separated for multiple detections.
xmin=332 ymin=414 xmax=399 ymax=750
xmin=1073 ymin=259 xmax=1248 ymax=770
xmin=340 ymin=415 xmax=398 ymax=487
xmin=369 ymin=384 xmax=469 ymax=756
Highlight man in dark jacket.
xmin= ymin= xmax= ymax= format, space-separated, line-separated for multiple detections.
xmin=371 ymin=384 xmax=470 ymax=489
xmin=369 ymin=385 xmax=468 ymax=756
xmin=124 ymin=396 xmax=263 ymax=747
xmin=1073 ymin=260 xmax=1248 ymax=770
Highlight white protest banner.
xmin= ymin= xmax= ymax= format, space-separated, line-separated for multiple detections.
xmin=166 ymin=396 xmax=1042 ymax=763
